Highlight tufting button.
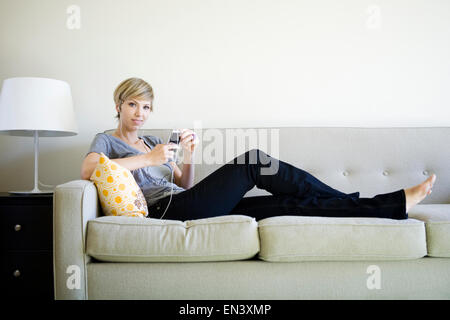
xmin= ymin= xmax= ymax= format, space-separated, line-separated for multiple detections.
xmin=382 ymin=170 xmax=389 ymax=176
xmin=342 ymin=171 xmax=349 ymax=176
xmin=423 ymin=170 xmax=429 ymax=176
xmin=157 ymin=206 xmax=160 ymax=210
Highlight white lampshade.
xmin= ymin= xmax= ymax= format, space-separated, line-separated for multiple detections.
xmin=0 ymin=77 xmax=78 ymax=136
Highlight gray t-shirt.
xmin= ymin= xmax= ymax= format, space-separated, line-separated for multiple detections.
xmin=86 ymin=132 xmax=185 ymax=206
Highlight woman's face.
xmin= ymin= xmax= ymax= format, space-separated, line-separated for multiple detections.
xmin=117 ymin=97 xmax=152 ymax=130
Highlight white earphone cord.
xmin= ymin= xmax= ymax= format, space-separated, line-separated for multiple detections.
xmin=158 ymin=169 xmax=174 ymax=220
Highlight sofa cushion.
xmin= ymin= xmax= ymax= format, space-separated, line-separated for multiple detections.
xmin=86 ymin=215 xmax=259 ymax=262
xmin=258 ymin=216 xmax=427 ymax=262
xmin=408 ymin=204 xmax=450 ymax=257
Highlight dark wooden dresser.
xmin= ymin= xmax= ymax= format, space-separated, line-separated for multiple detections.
xmin=0 ymin=192 xmax=54 ymax=299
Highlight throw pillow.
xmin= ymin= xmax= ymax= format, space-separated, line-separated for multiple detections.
xmin=89 ymin=152 xmax=149 ymax=218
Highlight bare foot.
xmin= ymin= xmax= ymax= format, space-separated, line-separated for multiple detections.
xmin=404 ymin=174 xmax=436 ymax=212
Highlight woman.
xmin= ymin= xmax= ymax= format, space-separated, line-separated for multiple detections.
xmin=81 ymin=77 xmax=436 ymax=221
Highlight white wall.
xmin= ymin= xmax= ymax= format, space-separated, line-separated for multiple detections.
xmin=0 ymin=0 xmax=449 ymax=191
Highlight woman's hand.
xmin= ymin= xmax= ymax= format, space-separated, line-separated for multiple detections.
xmin=178 ymin=128 xmax=198 ymax=155
xmin=147 ymin=143 xmax=179 ymax=166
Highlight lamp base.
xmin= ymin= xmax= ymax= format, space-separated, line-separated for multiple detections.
xmin=9 ymin=189 xmax=54 ymax=195
xmin=8 ymin=131 xmax=55 ymax=195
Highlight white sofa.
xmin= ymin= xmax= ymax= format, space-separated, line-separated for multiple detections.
xmin=53 ymin=127 xmax=450 ymax=299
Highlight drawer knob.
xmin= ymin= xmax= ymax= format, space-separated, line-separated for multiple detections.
xmin=14 ymin=224 xmax=22 ymax=232
xmin=13 ymin=270 xmax=21 ymax=277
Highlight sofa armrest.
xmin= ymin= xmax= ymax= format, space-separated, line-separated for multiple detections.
xmin=53 ymin=179 xmax=101 ymax=300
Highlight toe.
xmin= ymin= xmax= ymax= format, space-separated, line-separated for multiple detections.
xmin=428 ymin=174 xmax=436 ymax=189
xmin=431 ymin=174 xmax=437 ymax=185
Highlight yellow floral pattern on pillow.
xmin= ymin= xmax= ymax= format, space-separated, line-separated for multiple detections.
xmin=90 ymin=152 xmax=149 ymax=218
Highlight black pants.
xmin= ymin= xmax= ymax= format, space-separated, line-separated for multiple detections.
xmin=148 ymin=149 xmax=407 ymax=221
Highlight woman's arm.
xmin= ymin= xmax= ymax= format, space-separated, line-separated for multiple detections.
xmin=171 ymin=128 xmax=197 ymax=189
xmin=179 ymin=152 xmax=195 ymax=189
xmin=170 ymin=152 xmax=195 ymax=189
xmin=80 ymin=152 xmax=155 ymax=180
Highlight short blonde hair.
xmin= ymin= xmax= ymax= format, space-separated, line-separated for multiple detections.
xmin=113 ymin=77 xmax=154 ymax=120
